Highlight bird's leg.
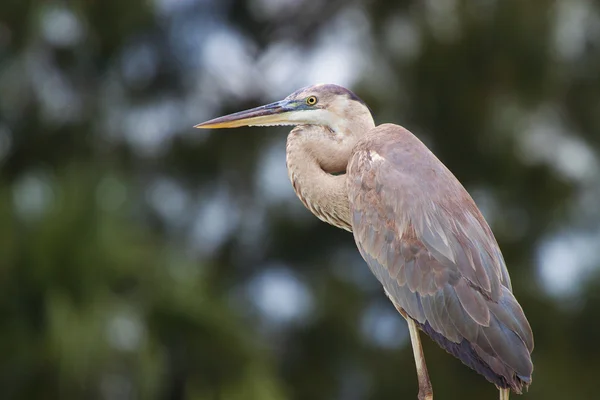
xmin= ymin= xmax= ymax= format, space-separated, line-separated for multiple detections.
xmin=499 ymin=388 xmax=510 ymax=400
xmin=406 ymin=317 xmax=433 ymax=400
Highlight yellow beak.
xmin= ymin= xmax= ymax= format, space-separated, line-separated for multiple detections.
xmin=194 ymin=100 xmax=295 ymax=129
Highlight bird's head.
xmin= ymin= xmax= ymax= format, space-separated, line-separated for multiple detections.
xmin=195 ymin=84 xmax=375 ymax=138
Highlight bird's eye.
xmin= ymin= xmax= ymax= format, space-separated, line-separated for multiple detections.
xmin=306 ymin=96 xmax=318 ymax=106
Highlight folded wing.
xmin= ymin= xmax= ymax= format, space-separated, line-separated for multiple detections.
xmin=347 ymin=125 xmax=533 ymax=392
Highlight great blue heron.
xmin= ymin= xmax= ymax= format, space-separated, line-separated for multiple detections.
xmin=196 ymin=84 xmax=534 ymax=400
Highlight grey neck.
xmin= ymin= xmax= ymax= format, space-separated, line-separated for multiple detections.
xmin=285 ymin=127 xmax=353 ymax=232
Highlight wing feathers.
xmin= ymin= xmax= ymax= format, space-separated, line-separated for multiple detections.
xmin=442 ymin=285 xmax=479 ymax=343
xmin=489 ymin=287 xmax=534 ymax=352
xmin=347 ymin=128 xmax=533 ymax=390
xmin=454 ymin=279 xmax=491 ymax=326
xmin=481 ymin=314 xmax=533 ymax=378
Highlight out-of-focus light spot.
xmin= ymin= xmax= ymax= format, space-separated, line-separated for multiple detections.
xmin=202 ymin=29 xmax=258 ymax=97
xmin=554 ymin=137 xmax=597 ymax=181
xmin=28 ymin=52 xmax=82 ymax=125
xmin=189 ymin=187 xmax=240 ymax=256
xmin=106 ymin=311 xmax=144 ymax=352
xmin=13 ymin=172 xmax=54 ymax=221
xmin=147 ymin=178 xmax=190 ymax=226
xmin=248 ymin=266 xmax=312 ymax=323
xmin=518 ymin=104 xmax=598 ymax=183
xmin=96 ymin=176 xmax=128 ymax=212
xmin=121 ymin=42 xmax=159 ymax=90
xmin=304 ymin=8 xmax=369 ymax=87
xmin=256 ymin=138 xmax=295 ymax=203
xmin=305 ymin=44 xmax=356 ymax=86
xmin=553 ymin=0 xmax=598 ymax=61
xmin=537 ymin=231 xmax=600 ymax=297
xmin=384 ymin=15 xmax=421 ymax=61
xmin=257 ymin=7 xmax=369 ymax=94
xmin=124 ymin=99 xmax=182 ymax=156
xmin=361 ymin=302 xmax=407 ymax=349
xmin=258 ymin=42 xmax=305 ymax=97
xmin=40 ymin=6 xmax=85 ymax=48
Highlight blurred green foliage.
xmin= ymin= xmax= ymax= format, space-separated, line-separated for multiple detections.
xmin=1 ymin=0 xmax=600 ymax=399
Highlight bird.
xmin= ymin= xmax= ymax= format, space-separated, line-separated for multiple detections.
xmin=195 ymin=84 xmax=534 ymax=400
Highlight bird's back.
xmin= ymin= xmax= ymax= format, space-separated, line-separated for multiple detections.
xmin=347 ymin=123 xmax=534 ymax=392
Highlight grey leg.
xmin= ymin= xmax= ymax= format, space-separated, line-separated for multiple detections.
xmin=499 ymin=388 xmax=510 ymax=400
xmin=407 ymin=317 xmax=434 ymax=400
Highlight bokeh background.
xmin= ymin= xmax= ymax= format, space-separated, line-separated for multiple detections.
xmin=1 ymin=0 xmax=600 ymax=399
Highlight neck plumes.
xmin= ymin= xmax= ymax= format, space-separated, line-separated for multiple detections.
xmin=286 ymin=126 xmax=354 ymax=231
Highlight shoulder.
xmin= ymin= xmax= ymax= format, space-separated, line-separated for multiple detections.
xmin=349 ymin=123 xmax=452 ymax=187
xmin=347 ymin=124 xmax=492 ymax=239
xmin=353 ymin=123 xmax=419 ymax=153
